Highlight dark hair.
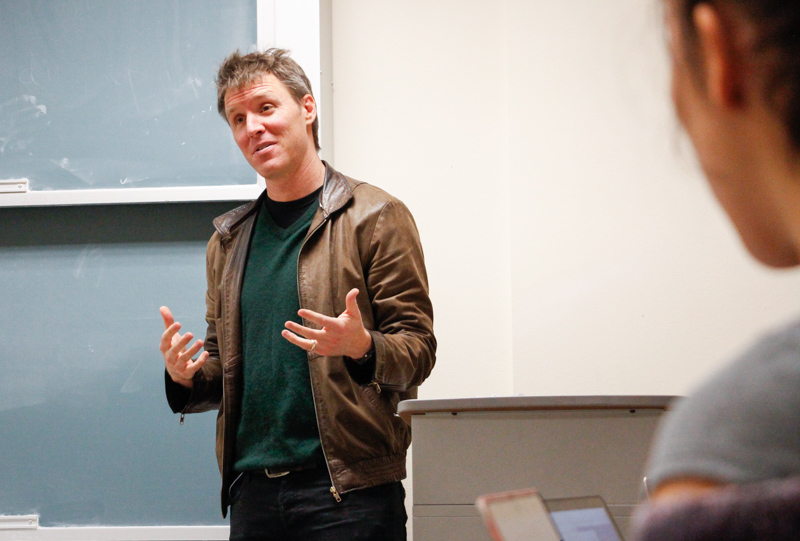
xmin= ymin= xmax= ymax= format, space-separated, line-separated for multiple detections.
xmin=216 ymin=48 xmax=320 ymax=150
xmin=671 ymin=0 xmax=800 ymax=149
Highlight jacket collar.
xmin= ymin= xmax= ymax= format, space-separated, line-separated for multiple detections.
xmin=213 ymin=160 xmax=352 ymax=240
xmin=319 ymin=161 xmax=354 ymax=218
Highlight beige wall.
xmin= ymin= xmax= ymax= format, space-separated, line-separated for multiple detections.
xmin=330 ymin=0 xmax=515 ymax=399
xmin=329 ymin=0 xmax=800 ymax=400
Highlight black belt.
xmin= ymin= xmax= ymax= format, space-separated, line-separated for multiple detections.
xmin=255 ymin=461 xmax=320 ymax=479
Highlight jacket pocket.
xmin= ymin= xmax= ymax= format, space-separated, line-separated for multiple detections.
xmin=344 ymin=356 xmax=374 ymax=386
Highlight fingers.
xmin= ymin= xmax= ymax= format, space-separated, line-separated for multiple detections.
xmin=165 ymin=336 xmax=206 ymax=381
xmin=168 ymin=332 xmax=202 ymax=363
xmin=284 ymin=288 xmax=367 ymax=357
xmin=162 ymin=326 xmax=192 ymax=355
xmin=160 ymin=306 xmax=175 ymax=330
xmin=344 ymin=288 xmax=361 ymax=316
xmin=158 ymin=306 xmax=205 ymax=387
xmin=159 ymin=306 xmax=180 ymax=354
xmin=297 ymin=288 xmax=361 ymax=325
xmin=281 ymin=329 xmax=316 ymax=351
xmin=284 ymin=320 xmax=322 ymax=340
xmin=160 ymin=321 xmax=182 ymax=354
xmin=297 ymin=307 xmax=334 ymax=327
xmin=186 ymin=351 xmax=209 ymax=374
xmin=181 ymin=336 xmax=205 ymax=359
xmin=159 ymin=308 xmax=198 ymax=357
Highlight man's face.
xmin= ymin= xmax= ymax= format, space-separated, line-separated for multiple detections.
xmin=224 ymin=73 xmax=316 ymax=181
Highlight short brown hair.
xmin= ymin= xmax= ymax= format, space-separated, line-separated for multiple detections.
xmin=216 ymin=48 xmax=320 ymax=150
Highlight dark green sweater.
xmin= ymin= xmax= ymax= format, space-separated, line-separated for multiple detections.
xmin=234 ymin=194 xmax=323 ymax=471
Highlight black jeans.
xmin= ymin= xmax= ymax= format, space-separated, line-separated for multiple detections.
xmin=229 ymin=467 xmax=407 ymax=541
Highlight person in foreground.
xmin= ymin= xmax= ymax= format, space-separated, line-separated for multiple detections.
xmin=634 ymin=0 xmax=800 ymax=538
xmin=636 ymin=477 xmax=800 ymax=541
xmin=158 ymin=48 xmax=436 ymax=541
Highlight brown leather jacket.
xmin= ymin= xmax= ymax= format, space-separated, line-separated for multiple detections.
xmin=166 ymin=163 xmax=436 ymax=517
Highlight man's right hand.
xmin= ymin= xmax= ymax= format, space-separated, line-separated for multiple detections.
xmin=159 ymin=306 xmax=208 ymax=388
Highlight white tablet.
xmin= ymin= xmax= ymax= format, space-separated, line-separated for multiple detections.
xmin=475 ymin=488 xmax=562 ymax=541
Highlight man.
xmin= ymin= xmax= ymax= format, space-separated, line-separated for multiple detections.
xmin=158 ymin=49 xmax=436 ymax=540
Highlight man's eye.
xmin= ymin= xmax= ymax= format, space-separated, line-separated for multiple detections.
xmin=262 ymin=104 xmax=272 ymax=112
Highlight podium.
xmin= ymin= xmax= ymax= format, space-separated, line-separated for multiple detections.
xmin=398 ymin=396 xmax=675 ymax=540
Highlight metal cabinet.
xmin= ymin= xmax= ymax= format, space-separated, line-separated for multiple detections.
xmin=399 ymin=396 xmax=675 ymax=541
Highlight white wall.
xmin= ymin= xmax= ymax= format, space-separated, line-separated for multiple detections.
xmin=329 ymin=0 xmax=800 ymax=401
xmin=504 ymin=0 xmax=800 ymax=396
xmin=330 ymin=0 xmax=515 ymax=399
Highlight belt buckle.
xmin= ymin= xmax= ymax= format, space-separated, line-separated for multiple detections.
xmin=265 ymin=468 xmax=290 ymax=478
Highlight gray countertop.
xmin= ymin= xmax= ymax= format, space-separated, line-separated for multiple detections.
xmin=397 ymin=395 xmax=679 ymax=424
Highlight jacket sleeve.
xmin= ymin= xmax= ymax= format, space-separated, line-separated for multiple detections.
xmin=364 ymin=199 xmax=436 ymax=391
xmin=164 ymin=233 xmax=224 ymax=414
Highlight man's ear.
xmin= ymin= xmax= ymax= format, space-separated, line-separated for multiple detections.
xmin=302 ymin=94 xmax=317 ymax=125
xmin=693 ymin=3 xmax=744 ymax=108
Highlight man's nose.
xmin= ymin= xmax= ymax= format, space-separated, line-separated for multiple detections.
xmin=245 ymin=114 xmax=264 ymax=137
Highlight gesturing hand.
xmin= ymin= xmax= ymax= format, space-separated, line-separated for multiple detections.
xmin=159 ymin=306 xmax=209 ymax=388
xmin=282 ymin=288 xmax=373 ymax=359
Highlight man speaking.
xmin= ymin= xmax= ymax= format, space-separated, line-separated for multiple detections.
xmin=158 ymin=49 xmax=436 ymax=540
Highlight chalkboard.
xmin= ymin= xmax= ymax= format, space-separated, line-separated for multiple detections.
xmin=0 ymin=203 xmax=237 ymax=528
xmin=0 ymin=0 xmax=266 ymax=206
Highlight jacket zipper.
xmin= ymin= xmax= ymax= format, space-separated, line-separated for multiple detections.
xmin=307 ymin=374 xmax=342 ymax=502
xmin=218 ymin=231 xmax=239 ymax=509
xmin=298 ymin=211 xmax=343 ymax=503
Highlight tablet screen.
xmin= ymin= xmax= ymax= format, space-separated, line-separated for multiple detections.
xmin=546 ymin=497 xmax=623 ymax=541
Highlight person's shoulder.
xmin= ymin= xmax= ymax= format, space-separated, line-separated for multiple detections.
xmin=324 ymin=164 xmax=414 ymax=223
xmin=338 ymin=176 xmax=414 ymax=223
xmin=323 ymin=164 xmax=402 ymax=213
xmin=205 ymin=196 xmax=262 ymax=263
xmin=348 ymin=177 xmax=403 ymax=206
xmin=211 ymin=196 xmax=261 ymax=238
xmin=646 ymin=314 xmax=800 ymax=486
xmin=702 ymin=315 xmax=800 ymax=394
xmin=751 ymin=316 xmax=800 ymax=356
xmin=667 ymin=316 xmax=800 ymax=421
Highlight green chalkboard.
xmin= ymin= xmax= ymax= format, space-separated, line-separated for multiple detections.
xmin=0 ymin=0 xmax=259 ymax=205
xmin=0 ymin=202 xmax=240 ymax=528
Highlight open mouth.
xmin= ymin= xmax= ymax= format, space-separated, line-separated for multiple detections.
xmin=254 ymin=142 xmax=274 ymax=154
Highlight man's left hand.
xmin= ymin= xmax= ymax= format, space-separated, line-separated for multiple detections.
xmin=282 ymin=288 xmax=373 ymax=359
